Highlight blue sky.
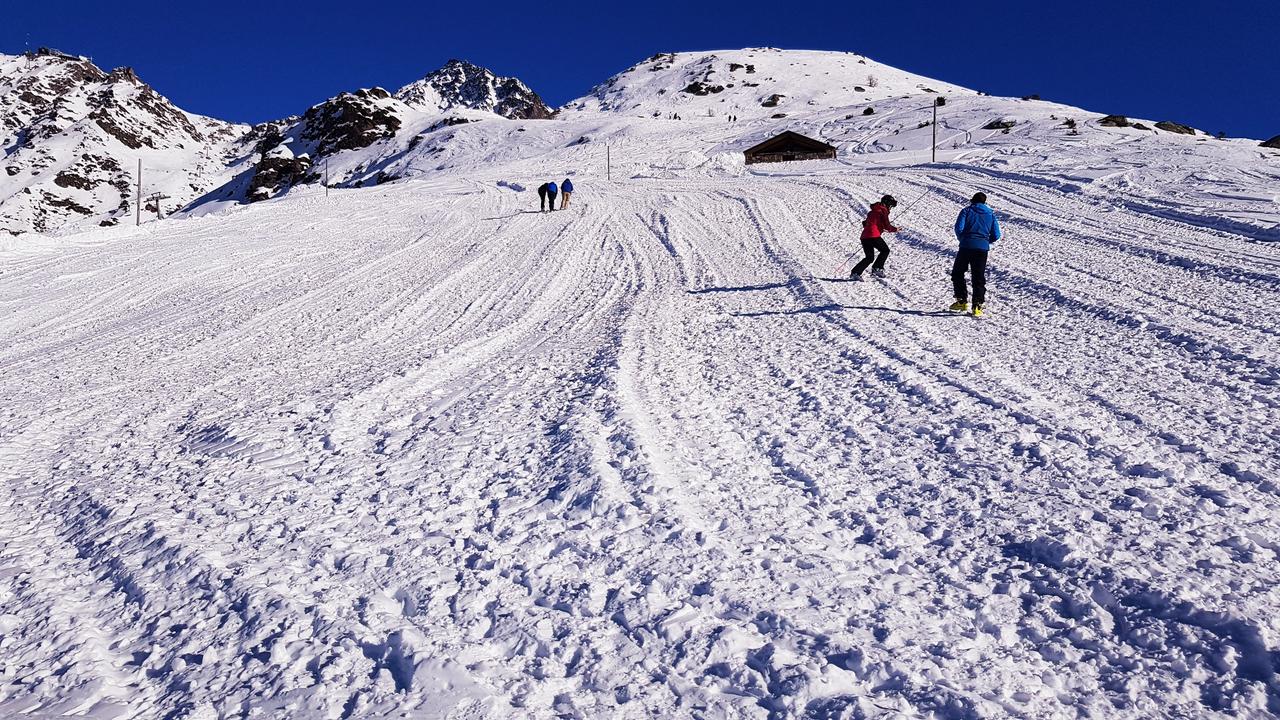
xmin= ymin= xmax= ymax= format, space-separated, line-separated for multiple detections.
xmin=6 ymin=0 xmax=1278 ymax=139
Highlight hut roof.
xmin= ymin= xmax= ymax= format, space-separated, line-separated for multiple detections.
xmin=744 ymin=131 xmax=836 ymax=156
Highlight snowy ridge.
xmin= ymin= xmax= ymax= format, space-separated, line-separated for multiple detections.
xmin=0 ymin=53 xmax=556 ymax=233
xmin=395 ymin=59 xmax=554 ymax=119
xmin=566 ymin=48 xmax=973 ymax=118
xmin=0 ymin=49 xmax=247 ymax=235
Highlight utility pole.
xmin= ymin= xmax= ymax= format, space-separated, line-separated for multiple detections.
xmin=932 ymin=101 xmax=938 ymax=163
xmin=325 ymin=158 xmax=329 ymax=198
xmin=606 ymin=144 xmax=611 ymax=182
xmin=135 ymin=159 xmax=142 ymax=226
xmin=932 ymin=96 xmax=945 ymax=164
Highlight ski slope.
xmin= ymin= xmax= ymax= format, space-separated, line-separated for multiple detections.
xmin=4 ymin=47 xmax=1280 ymax=719
xmin=3 ymin=154 xmax=1279 ymax=717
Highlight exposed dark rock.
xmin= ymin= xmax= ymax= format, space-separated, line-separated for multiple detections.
xmin=427 ymin=116 xmax=477 ymax=132
xmin=1021 ymin=94 xmax=1041 ymax=101
xmin=760 ymin=94 xmax=785 ymax=108
xmin=862 ymin=107 xmax=875 ymax=116
xmin=396 ymin=59 xmax=554 ymax=120
xmin=4 ymin=167 xmax=18 ymax=177
xmin=53 ymin=171 xmax=96 ymax=190
xmin=1155 ymin=121 xmax=1196 ymax=135
xmin=983 ymin=119 xmax=1016 ymax=130
xmin=108 ymin=67 xmax=141 ymax=84
xmin=90 ymin=108 xmax=145 ymax=149
xmin=41 ymin=191 xmax=92 ymax=215
xmin=247 ymin=155 xmax=313 ymax=201
xmin=1131 ymin=122 xmax=1150 ymax=130
xmin=770 ymin=113 xmax=787 ymax=119
xmin=728 ymin=63 xmax=744 ymax=72
xmin=1098 ymin=115 xmax=1131 ymax=128
xmin=1262 ymin=135 xmax=1280 ymax=149
xmin=301 ymin=89 xmax=402 ymax=155
xmin=854 ymin=86 xmax=865 ymax=92
xmin=682 ymin=81 xmax=724 ymax=96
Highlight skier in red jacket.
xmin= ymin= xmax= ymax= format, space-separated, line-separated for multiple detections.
xmin=850 ymin=195 xmax=899 ymax=280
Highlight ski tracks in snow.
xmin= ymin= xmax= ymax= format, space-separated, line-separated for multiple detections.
xmin=2 ymin=171 xmax=1279 ymax=718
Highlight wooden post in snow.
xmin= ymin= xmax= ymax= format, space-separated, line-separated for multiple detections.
xmin=135 ymin=159 xmax=142 ymax=226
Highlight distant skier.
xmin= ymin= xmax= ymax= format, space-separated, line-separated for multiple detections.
xmin=537 ymin=182 xmax=550 ymax=212
xmin=849 ymin=195 xmax=899 ymax=280
xmin=560 ymin=178 xmax=574 ymax=209
xmin=546 ymin=181 xmax=559 ymax=212
xmin=949 ymin=192 xmax=1001 ymax=317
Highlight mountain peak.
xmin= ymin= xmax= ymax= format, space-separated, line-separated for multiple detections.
xmin=0 ymin=52 xmax=243 ymax=235
xmin=395 ymin=60 xmax=553 ymax=120
xmin=566 ymin=48 xmax=972 ymax=118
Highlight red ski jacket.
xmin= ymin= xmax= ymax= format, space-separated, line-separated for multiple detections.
xmin=860 ymin=202 xmax=898 ymax=240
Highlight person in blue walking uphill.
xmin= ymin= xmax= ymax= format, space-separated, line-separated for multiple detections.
xmin=949 ymin=192 xmax=1001 ymax=317
xmin=546 ymin=180 xmax=558 ymax=212
xmin=560 ymin=178 xmax=574 ymax=209
xmin=850 ymin=195 xmax=898 ymax=280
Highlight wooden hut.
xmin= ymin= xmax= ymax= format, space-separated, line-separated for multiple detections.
xmin=743 ymin=131 xmax=836 ymax=165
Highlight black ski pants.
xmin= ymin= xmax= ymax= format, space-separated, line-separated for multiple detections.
xmin=952 ymin=248 xmax=988 ymax=305
xmin=538 ymin=187 xmax=548 ymax=211
xmin=547 ymin=191 xmax=558 ymax=211
xmin=851 ymin=237 xmax=890 ymax=275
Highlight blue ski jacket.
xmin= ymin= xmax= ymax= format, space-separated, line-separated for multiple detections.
xmin=955 ymin=203 xmax=1001 ymax=251
xmin=562 ymin=179 xmax=574 ymax=193
xmin=548 ymin=182 xmax=558 ymax=194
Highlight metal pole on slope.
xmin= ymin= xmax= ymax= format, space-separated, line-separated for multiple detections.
xmin=932 ymin=101 xmax=938 ymax=163
xmin=325 ymin=158 xmax=329 ymax=198
xmin=135 ymin=159 xmax=142 ymax=226
xmin=607 ymin=144 xmax=611 ymax=182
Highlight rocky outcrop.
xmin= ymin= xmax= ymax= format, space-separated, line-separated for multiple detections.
xmin=247 ymin=154 xmax=313 ymax=200
xmin=300 ymin=88 xmax=403 ymax=156
xmin=1155 ymin=121 xmax=1196 ymax=135
xmin=395 ymin=60 xmax=553 ymax=120
xmin=1260 ymin=135 xmax=1280 ymax=149
xmin=983 ymin=119 xmax=1017 ymax=130
xmin=1098 ymin=115 xmax=1131 ymax=128
xmin=683 ymin=81 xmax=724 ymax=96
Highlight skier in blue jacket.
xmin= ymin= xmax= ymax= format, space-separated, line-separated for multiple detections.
xmin=560 ymin=178 xmax=574 ymax=209
xmin=546 ymin=181 xmax=558 ymax=212
xmin=949 ymin=192 xmax=1001 ymax=317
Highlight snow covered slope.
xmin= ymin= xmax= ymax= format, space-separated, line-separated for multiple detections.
xmin=565 ymin=48 xmax=973 ymax=119
xmin=193 ymin=60 xmax=558 ymax=205
xmin=1 ymin=52 xmax=557 ymax=231
xmin=3 ymin=47 xmax=1280 ymax=719
xmin=0 ymin=49 xmax=248 ymax=235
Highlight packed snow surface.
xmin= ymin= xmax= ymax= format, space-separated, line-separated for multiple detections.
xmin=3 ymin=49 xmax=1280 ymax=719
